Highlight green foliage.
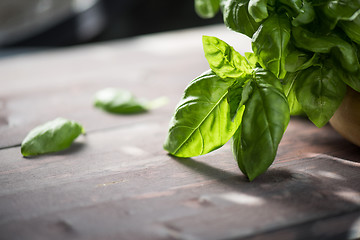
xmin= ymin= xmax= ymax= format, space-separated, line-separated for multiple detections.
xmin=195 ymin=0 xmax=221 ymax=18
xmin=164 ymin=0 xmax=360 ymax=180
xmin=295 ymin=62 xmax=347 ymax=127
xmin=252 ymin=14 xmax=291 ymax=79
xmin=202 ymin=36 xmax=252 ymax=78
xmin=94 ymin=88 xmax=148 ymax=114
xmin=163 ymin=70 xmax=243 ymax=157
xmin=223 ymin=0 xmax=261 ymax=37
xmin=232 ymin=69 xmax=289 ymax=181
xmin=21 ymin=118 xmax=85 ymax=157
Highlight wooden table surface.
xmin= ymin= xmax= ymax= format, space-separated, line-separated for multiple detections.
xmin=1 ymin=25 xmax=360 ymax=240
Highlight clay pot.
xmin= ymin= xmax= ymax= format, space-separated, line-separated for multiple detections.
xmin=330 ymin=87 xmax=360 ymax=147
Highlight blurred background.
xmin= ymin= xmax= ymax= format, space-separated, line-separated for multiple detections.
xmin=0 ymin=0 xmax=223 ymax=48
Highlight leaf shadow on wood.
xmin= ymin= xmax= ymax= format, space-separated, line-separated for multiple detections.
xmin=170 ymin=155 xmax=294 ymax=187
xmin=23 ymin=142 xmax=86 ymax=160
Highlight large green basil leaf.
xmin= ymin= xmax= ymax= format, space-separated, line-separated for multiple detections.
xmin=195 ymin=0 xmax=221 ymax=18
xmin=282 ymin=72 xmax=304 ymax=115
xmin=292 ymin=0 xmax=315 ymax=26
xmin=295 ymin=63 xmax=347 ymax=127
xmin=232 ymin=69 xmax=290 ymax=181
xmin=21 ymin=118 xmax=85 ymax=157
xmin=292 ymin=26 xmax=359 ymax=73
xmin=252 ymin=14 xmax=291 ymax=79
xmin=321 ymin=0 xmax=360 ymax=29
xmin=164 ymin=70 xmax=244 ymax=158
xmin=203 ymin=35 xmax=252 ymax=79
xmin=223 ymin=0 xmax=261 ymax=38
xmin=339 ymin=15 xmax=360 ymax=44
xmin=248 ymin=0 xmax=268 ymax=22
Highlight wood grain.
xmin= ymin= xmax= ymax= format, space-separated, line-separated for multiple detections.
xmin=0 ymin=25 xmax=359 ymax=240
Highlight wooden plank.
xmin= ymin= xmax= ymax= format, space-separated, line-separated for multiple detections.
xmin=0 ymin=117 xmax=359 ymax=239
xmin=0 ymin=25 xmax=359 ymax=240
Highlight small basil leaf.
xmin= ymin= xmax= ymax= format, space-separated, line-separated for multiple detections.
xmin=295 ymin=63 xmax=347 ymax=128
xmin=203 ymin=35 xmax=252 ymax=79
xmin=339 ymin=15 xmax=360 ymax=44
xmin=291 ymin=0 xmax=315 ymax=26
xmin=248 ymin=0 xmax=269 ymax=22
xmin=94 ymin=88 xmax=147 ymax=114
xmin=282 ymin=72 xmax=304 ymax=115
xmin=252 ymin=14 xmax=291 ymax=79
xmin=195 ymin=0 xmax=221 ymax=18
xmin=223 ymin=0 xmax=261 ymax=38
xmin=21 ymin=118 xmax=85 ymax=157
xmin=292 ymin=26 xmax=359 ymax=73
xmin=232 ymin=69 xmax=290 ymax=181
xmin=164 ymin=70 xmax=244 ymax=158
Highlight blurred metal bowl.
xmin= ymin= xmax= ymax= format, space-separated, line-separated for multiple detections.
xmin=0 ymin=0 xmax=105 ymax=46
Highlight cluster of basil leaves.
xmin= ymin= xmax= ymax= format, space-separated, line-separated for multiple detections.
xmin=164 ymin=0 xmax=360 ymax=181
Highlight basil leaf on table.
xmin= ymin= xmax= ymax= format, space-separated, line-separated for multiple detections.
xmin=223 ymin=0 xmax=261 ymax=38
xmin=195 ymin=0 xmax=221 ymax=18
xmin=232 ymin=69 xmax=290 ymax=181
xmin=202 ymin=35 xmax=252 ymax=79
xmin=94 ymin=88 xmax=148 ymax=114
xmin=21 ymin=118 xmax=85 ymax=157
xmin=295 ymin=63 xmax=347 ymax=128
xmin=252 ymin=14 xmax=291 ymax=79
xmin=163 ymin=70 xmax=244 ymax=158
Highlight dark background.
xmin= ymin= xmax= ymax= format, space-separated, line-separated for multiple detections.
xmin=4 ymin=0 xmax=223 ymax=47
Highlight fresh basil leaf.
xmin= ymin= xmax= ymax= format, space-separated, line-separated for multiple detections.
xmin=291 ymin=0 xmax=315 ymax=26
xmin=285 ymin=49 xmax=319 ymax=72
xmin=94 ymin=88 xmax=147 ymax=114
xmin=334 ymin=63 xmax=360 ymax=93
xmin=195 ymin=0 xmax=221 ymax=18
xmin=321 ymin=0 xmax=360 ymax=29
xmin=202 ymin=35 xmax=252 ymax=79
xmin=252 ymin=14 xmax=291 ymax=79
xmin=282 ymin=72 xmax=304 ymax=115
xmin=339 ymin=15 xmax=360 ymax=44
xmin=21 ymin=118 xmax=85 ymax=157
xmin=164 ymin=70 xmax=244 ymax=158
xmin=292 ymin=26 xmax=359 ymax=73
xmin=295 ymin=63 xmax=347 ymax=127
xmin=232 ymin=69 xmax=290 ymax=181
xmin=248 ymin=0 xmax=269 ymax=22
xmin=223 ymin=0 xmax=261 ymax=38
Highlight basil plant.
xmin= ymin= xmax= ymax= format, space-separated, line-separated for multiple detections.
xmin=164 ymin=0 xmax=360 ymax=181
